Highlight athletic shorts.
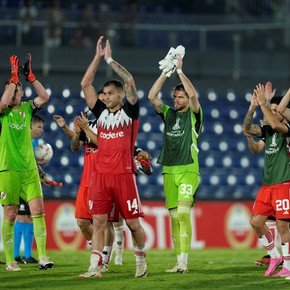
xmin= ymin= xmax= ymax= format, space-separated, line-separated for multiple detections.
xmin=89 ymin=172 xmax=144 ymax=219
xmin=75 ymin=186 xmax=91 ymax=220
xmin=163 ymin=172 xmax=200 ymax=209
xmin=253 ymin=181 xmax=290 ymax=220
xmin=0 ymin=170 xmax=43 ymax=206
xmin=18 ymin=197 xmax=31 ymax=215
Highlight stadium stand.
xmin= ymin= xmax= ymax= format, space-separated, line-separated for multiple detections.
xmin=24 ymin=88 xmax=264 ymax=201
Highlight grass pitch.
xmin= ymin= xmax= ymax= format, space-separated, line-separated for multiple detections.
xmin=0 ymin=249 xmax=288 ymax=290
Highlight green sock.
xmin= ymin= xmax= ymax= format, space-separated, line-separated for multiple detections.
xmin=169 ymin=208 xmax=180 ymax=256
xmin=2 ymin=219 xmax=15 ymax=264
xmin=178 ymin=205 xmax=191 ymax=254
xmin=32 ymin=214 xmax=47 ymax=259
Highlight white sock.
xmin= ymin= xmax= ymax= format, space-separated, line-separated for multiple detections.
xmin=281 ymin=243 xmax=290 ymax=270
xmin=180 ymin=253 xmax=188 ymax=265
xmin=259 ymin=231 xmax=281 ymax=258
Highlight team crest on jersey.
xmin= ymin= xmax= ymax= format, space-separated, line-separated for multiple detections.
xmin=1 ymin=191 xmax=7 ymax=199
xmin=19 ymin=111 xmax=26 ymax=118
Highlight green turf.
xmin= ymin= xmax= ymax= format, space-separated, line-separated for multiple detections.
xmin=0 ymin=249 xmax=288 ymax=290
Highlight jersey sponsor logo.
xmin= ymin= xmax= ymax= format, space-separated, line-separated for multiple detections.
xmin=100 ymin=131 xmax=124 ymax=139
xmin=85 ymin=147 xmax=98 ymax=154
xmin=8 ymin=121 xmax=27 ymax=130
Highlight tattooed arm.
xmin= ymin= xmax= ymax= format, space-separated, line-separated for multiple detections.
xmin=104 ymin=39 xmax=137 ymax=105
xmin=148 ymin=74 xmax=166 ymax=114
xmin=242 ymin=91 xmax=262 ymax=137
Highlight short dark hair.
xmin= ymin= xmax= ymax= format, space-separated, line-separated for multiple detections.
xmin=270 ymin=96 xmax=283 ymax=105
xmin=173 ymin=83 xmax=185 ymax=92
xmin=97 ymin=88 xmax=104 ymax=95
xmin=32 ymin=114 xmax=44 ymax=124
xmin=103 ymin=79 xmax=124 ymax=90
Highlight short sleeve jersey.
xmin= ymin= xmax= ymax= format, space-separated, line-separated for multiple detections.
xmin=261 ymin=124 xmax=290 ymax=185
xmin=0 ymin=100 xmax=38 ymax=171
xmin=157 ymin=104 xmax=203 ymax=174
xmin=91 ymin=99 xmax=139 ymax=173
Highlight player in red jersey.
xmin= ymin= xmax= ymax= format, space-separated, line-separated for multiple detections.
xmin=242 ymin=84 xmax=290 ymax=279
xmin=79 ymin=36 xmax=147 ymax=279
xmin=53 ymin=113 xmax=97 ymax=244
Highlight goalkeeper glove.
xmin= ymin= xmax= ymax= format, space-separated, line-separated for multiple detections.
xmin=9 ymin=55 xmax=20 ymax=84
xmin=22 ymin=53 xmax=36 ymax=83
xmin=159 ymin=47 xmax=177 ymax=70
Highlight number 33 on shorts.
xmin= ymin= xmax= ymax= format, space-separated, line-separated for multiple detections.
xmin=179 ymin=184 xmax=193 ymax=200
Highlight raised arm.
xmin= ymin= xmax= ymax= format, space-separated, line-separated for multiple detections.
xmin=255 ymin=83 xmax=289 ymax=134
xmin=22 ymin=53 xmax=49 ymax=108
xmin=81 ymin=36 xmax=104 ymax=109
xmin=243 ymin=131 xmax=265 ymax=154
xmin=71 ymin=117 xmax=83 ymax=152
xmin=0 ymin=55 xmax=19 ymax=113
xmin=175 ymin=56 xmax=199 ymax=114
xmin=242 ymin=91 xmax=262 ymax=137
xmin=148 ymin=74 xmax=166 ymax=113
xmin=53 ymin=115 xmax=76 ymax=139
xmin=104 ymin=39 xmax=137 ymax=105
xmin=277 ymin=88 xmax=290 ymax=121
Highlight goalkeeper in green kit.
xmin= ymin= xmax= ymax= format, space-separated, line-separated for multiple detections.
xmin=0 ymin=54 xmax=53 ymax=271
xmin=148 ymin=46 xmax=203 ymax=273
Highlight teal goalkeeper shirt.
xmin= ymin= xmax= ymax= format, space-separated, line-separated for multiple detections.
xmin=157 ymin=104 xmax=203 ymax=174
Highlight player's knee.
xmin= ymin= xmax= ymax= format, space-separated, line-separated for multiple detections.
xmin=177 ymin=210 xmax=190 ymax=223
xmin=77 ymin=219 xmax=90 ymax=231
xmin=126 ymin=219 xmax=141 ymax=233
xmin=250 ymin=217 xmax=262 ymax=230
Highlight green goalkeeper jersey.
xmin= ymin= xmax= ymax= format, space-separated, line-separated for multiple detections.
xmin=157 ymin=104 xmax=203 ymax=174
xmin=0 ymin=100 xmax=37 ymax=171
xmin=262 ymin=125 xmax=290 ymax=185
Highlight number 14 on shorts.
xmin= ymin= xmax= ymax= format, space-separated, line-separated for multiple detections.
xmin=127 ymin=198 xmax=139 ymax=214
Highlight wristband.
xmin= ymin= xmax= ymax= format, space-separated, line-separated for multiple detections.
xmin=177 ymin=69 xmax=183 ymax=75
xmin=260 ymin=102 xmax=266 ymax=107
xmin=106 ymin=57 xmax=114 ymax=64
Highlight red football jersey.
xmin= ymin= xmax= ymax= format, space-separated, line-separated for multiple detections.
xmin=95 ymin=101 xmax=139 ymax=173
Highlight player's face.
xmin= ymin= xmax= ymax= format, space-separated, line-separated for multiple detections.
xmin=103 ymin=85 xmax=123 ymax=111
xmin=173 ymin=89 xmax=189 ymax=111
xmin=8 ymin=84 xmax=23 ymax=108
xmin=31 ymin=121 xmax=44 ymax=138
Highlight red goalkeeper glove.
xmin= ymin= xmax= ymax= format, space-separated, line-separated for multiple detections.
xmin=22 ymin=53 xmax=36 ymax=83
xmin=136 ymin=152 xmax=153 ymax=176
xmin=9 ymin=55 xmax=19 ymax=84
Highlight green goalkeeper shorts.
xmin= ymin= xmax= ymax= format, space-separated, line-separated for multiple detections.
xmin=0 ymin=169 xmax=43 ymax=206
xmin=163 ymin=172 xmax=199 ymax=209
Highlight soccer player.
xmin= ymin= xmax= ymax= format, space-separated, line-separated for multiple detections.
xmin=242 ymin=83 xmax=290 ymax=278
xmin=79 ymin=36 xmax=147 ymax=278
xmin=148 ymin=54 xmax=203 ymax=273
xmin=0 ymin=54 xmax=53 ymax=271
xmin=14 ymin=114 xmax=45 ymax=264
